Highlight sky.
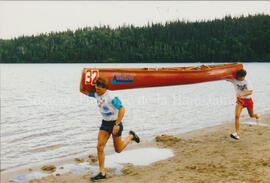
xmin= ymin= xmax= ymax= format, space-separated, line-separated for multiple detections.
xmin=0 ymin=1 xmax=270 ymax=39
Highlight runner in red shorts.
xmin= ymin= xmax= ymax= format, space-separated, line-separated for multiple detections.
xmin=227 ymin=69 xmax=259 ymax=140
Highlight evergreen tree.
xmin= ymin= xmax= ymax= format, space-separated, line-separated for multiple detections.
xmin=0 ymin=14 xmax=269 ymax=63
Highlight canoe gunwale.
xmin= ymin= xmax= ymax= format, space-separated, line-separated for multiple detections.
xmin=83 ymin=63 xmax=242 ymax=73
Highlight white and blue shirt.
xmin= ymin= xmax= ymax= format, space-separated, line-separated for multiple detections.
xmin=89 ymin=90 xmax=122 ymax=121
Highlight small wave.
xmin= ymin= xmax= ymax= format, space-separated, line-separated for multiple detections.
xmin=57 ymin=152 xmax=79 ymax=158
xmin=27 ymin=144 xmax=63 ymax=152
xmin=1 ymin=116 xmax=40 ymax=125
xmin=8 ymin=130 xmax=63 ymax=143
xmin=9 ymin=133 xmax=46 ymax=143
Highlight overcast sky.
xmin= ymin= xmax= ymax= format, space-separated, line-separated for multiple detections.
xmin=1 ymin=1 xmax=270 ymax=39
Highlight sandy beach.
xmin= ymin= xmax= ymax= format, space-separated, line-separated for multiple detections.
xmin=2 ymin=114 xmax=270 ymax=183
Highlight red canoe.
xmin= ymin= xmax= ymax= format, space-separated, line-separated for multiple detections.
xmin=81 ymin=63 xmax=243 ymax=91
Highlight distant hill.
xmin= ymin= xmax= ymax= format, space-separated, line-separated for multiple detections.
xmin=0 ymin=14 xmax=269 ymax=63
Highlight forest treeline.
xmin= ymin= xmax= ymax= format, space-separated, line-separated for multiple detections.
xmin=0 ymin=14 xmax=270 ymax=63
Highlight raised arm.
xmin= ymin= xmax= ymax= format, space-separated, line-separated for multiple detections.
xmin=226 ymin=79 xmax=234 ymax=83
xmin=80 ymin=69 xmax=90 ymax=96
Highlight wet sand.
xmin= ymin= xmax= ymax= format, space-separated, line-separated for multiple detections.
xmin=2 ymin=114 xmax=270 ymax=183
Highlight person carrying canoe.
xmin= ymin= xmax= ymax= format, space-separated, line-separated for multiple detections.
xmin=80 ymin=74 xmax=140 ymax=181
xmin=227 ymin=69 xmax=259 ymax=140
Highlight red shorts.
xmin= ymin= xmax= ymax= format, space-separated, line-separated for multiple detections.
xmin=237 ymin=98 xmax=254 ymax=109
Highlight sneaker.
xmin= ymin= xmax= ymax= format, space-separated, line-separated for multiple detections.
xmin=129 ymin=130 xmax=140 ymax=143
xmin=90 ymin=172 xmax=106 ymax=182
xmin=230 ymin=132 xmax=239 ymax=140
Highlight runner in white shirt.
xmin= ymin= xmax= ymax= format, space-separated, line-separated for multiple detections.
xmin=227 ymin=69 xmax=259 ymax=140
xmin=80 ymin=75 xmax=140 ymax=181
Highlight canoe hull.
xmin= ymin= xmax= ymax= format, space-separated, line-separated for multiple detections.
xmin=81 ymin=63 xmax=243 ymax=91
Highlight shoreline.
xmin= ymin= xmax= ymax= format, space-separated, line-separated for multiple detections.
xmin=0 ymin=135 xmax=159 ymax=183
xmin=1 ymin=114 xmax=270 ymax=183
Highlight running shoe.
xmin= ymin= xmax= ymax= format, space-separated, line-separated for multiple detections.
xmin=230 ymin=132 xmax=240 ymax=140
xmin=90 ymin=172 xmax=106 ymax=182
xmin=129 ymin=130 xmax=140 ymax=143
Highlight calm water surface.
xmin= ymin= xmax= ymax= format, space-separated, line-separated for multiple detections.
xmin=1 ymin=63 xmax=270 ymax=171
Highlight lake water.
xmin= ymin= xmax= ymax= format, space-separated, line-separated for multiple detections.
xmin=1 ymin=63 xmax=270 ymax=172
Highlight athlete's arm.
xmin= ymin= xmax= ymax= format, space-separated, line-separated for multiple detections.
xmin=112 ymin=97 xmax=124 ymax=135
xmin=237 ymin=90 xmax=253 ymax=98
xmin=113 ymin=106 xmax=125 ymax=135
xmin=111 ymin=97 xmax=124 ymax=125
xmin=226 ymin=79 xmax=233 ymax=83
xmin=115 ymin=106 xmax=125 ymax=125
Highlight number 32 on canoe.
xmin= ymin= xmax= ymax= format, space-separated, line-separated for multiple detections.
xmin=85 ymin=70 xmax=99 ymax=86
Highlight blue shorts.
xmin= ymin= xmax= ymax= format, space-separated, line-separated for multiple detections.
xmin=100 ymin=120 xmax=123 ymax=137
